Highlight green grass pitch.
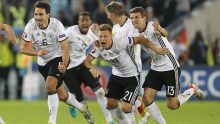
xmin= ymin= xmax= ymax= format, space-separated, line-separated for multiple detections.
xmin=0 ymin=100 xmax=219 ymax=124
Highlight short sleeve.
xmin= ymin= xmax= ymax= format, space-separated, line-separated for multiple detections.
xmin=89 ymin=45 xmax=100 ymax=58
xmin=117 ymin=36 xmax=134 ymax=50
xmin=56 ymin=21 xmax=68 ymax=41
xmin=22 ymin=21 xmax=33 ymax=42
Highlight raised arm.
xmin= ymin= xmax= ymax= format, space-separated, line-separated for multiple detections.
xmin=0 ymin=23 xmax=16 ymax=43
xmin=20 ymin=38 xmax=48 ymax=56
xmin=152 ymin=22 xmax=168 ymax=37
xmin=133 ymin=36 xmax=168 ymax=55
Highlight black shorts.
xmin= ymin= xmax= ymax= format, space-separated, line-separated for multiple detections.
xmin=142 ymin=68 xmax=181 ymax=97
xmin=63 ymin=63 xmax=101 ymax=102
xmin=38 ymin=57 xmax=63 ymax=88
xmin=106 ymin=74 xmax=140 ymax=105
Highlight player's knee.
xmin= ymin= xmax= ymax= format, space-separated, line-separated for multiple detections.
xmin=143 ymin=95 xmax=154 ymax=106
xmin=45 ymin=83 xmax=56 ymax=92
xmin=57 ymin=92 xmax=68 ymax=102
xmin=95 ymin=88 xmax=105 ymax=98
xmin=121 ymin=103 xmax=132 ymax=113
xmin=167 ymin=102 xmax=179 ymax=110
xmin=107 ymin=99 xmax=118 ymax=109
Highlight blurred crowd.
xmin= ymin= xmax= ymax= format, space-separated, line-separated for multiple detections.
xmin=1 ymin=0 xmax=220 ymax=100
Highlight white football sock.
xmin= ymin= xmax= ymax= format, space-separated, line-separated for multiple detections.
xmin=48 ymin=93 xmax=59 ymax=124
xmin=108 ymin=105 xmax=130 ymax=124
xmin=65 ymin=92 xmax=84 ymax=111
xmin=95 ymin=88 xmax=113 ymax=123
xmin=177 ymin=88 xmax=194 ymax=106
xmin=124 ymin=112 xmax=136 ymax=124
xmin=147 ymin=102 xmax=166 ymax=124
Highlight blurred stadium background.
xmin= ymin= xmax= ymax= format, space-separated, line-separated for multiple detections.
xmin=0 ymin=0 xmax=220 ymax=124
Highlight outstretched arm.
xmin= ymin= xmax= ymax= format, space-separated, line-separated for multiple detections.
xmin=133 ymin=36 xmax=168 ymax=55
xmin=0 ymin=23 xmax=16 ymax=43
xmin=152 ymin=22 xmax=168 ymax=37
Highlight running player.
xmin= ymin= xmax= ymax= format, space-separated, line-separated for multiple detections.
xmin=65 ymin=12 xmax=114 ymax=124
xmin=20 ymin=1 xmax=93 ymax=124
xmin=105 ymin=2 xmax=149 ymax=123
xmin=84 ymin=24 xmax=168 ymax=124
xmin=129 ymin=7 xmax=204 ymax=124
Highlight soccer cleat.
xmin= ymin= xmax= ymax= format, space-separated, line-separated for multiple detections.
xmin=189 ymin=82 xmax=205 ymax=100
xmin=138 ymin=112 xmax=150 ymax=124
xmin=136 ymin=96 xmax=146 ymax=117
xmin=48 ymin=122 xmax=55 ymax=124
xmin=81 ymin=105 xmax=94 ymax=124
xmin=107 ymin=121 xmax=115 ymax=124
xmin=69 ymin=106 xmax=77 ymax=118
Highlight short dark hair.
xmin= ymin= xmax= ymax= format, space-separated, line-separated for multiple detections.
xmin=34 ymin=1 xmax=50 ymax=14
xmin=129 ymin=7 xmax=146 ymax=17
xmin=105 ymin=2 xmax=124 ymax=16
xmin=79 ymin=12 xmax=92 ymax=20
xmin=99 ymin=24 xmax=112 ymax=32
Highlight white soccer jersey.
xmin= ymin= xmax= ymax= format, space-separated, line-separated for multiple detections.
xmin=133 ymin=21 xmax=180 ymax=71
xmin=90 ymin=36 xmax=141 ymax=77
xmin=66 ymin=25 xmax=97 ymax=69
xmin=22 ymin=18 xmax=67 ymax=66
xmin=112 ymin=18 xmax=142 ymax=71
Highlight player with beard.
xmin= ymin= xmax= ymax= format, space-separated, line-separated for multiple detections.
xmin=65 ymin=12 xmax=114 ymax=124
xmin=20 ymin=1 xmax=93 ymax=124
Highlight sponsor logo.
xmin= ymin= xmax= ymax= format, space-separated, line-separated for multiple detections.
xmin=22 ymin=32 xmax=27 ymax=38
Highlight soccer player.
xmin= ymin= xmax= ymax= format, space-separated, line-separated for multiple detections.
xmin=20 ymin=1 xmax=93 ymax=124
xmin=129 ymin=7 xmax=204 ymax=124
xmin=65 ymin=12 xmax=114 ymax=124
xmin=0 ymin=23 xmax=16 ymax=43
xmin=84 ymin=24 xmax=168 ymax=124
xmin=105 ymin=2 xmax=149 ymax=123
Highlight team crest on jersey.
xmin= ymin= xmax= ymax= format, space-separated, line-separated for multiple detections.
xmin=113 ymin=50 xmax=120 ymax=55
xmin=108 ymin=52 xmax=113 ymax=57
xmin=42 ymin=32 xmax=46 ymax=37
xmin=48 ymin=32 xmax=54 ymax=38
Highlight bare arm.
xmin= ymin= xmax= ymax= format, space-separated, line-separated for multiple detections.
xmin=59 ymin=39 xmax=70 ymax=67
xmin=133 ymin=36 xmax=168 ymax=55
xmin=0 ymin=23 xmax=16 ymax=43
xmin=152 ymin=22 xmax=168 ymax=37
xmin=20 ymin=38 xmax=48 ymax=56
xmin=84 ymin=55 xmax=96 ymax=70
xmin=83 ymin=55 xmax=100 ymax=78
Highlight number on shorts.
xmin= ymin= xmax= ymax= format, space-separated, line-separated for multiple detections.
xmin=167 ymin=86 xmax=175 ymax=96
xmin=123 ymin=91 xmax=133 ymax=101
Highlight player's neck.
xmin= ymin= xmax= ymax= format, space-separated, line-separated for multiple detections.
xmin=40 ymin=18 xmax=50 ymax=29
xmin=118 ymin=16 xmax=127 ymax=27
xmin=139 ymin=21 xmax=147 ymax=33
